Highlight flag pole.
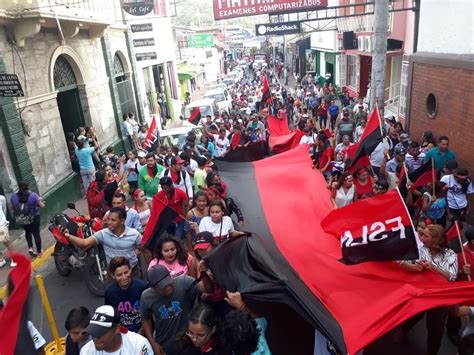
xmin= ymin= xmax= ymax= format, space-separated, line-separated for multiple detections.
xmin=375 ymin=99 xmax=384 ymax=137
xmin=455 ymin=220 xmax=471 ymax=281
xmin=431 ymin=157 xmax=436 ymax=197
xmin=403 ymin=162 xmax=410 ymax=184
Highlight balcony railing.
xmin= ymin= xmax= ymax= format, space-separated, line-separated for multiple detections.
xmin=2 ymin=0 xmax=119 ymax=24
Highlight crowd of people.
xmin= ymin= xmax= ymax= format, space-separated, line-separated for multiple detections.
xmin=1 ymin=58 xmax=474 ymax=355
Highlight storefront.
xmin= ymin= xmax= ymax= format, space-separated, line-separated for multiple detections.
xmin=310 ymin=30 xmax=340 ymax=87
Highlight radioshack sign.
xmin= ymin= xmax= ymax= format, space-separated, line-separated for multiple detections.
xmin=214 ymin=0 xmax=327 ymax=20
xmin=256 ymin=21 xmax=301 ymax=36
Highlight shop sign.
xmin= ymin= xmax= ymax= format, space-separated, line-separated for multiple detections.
xmin=255 ymin=21 xmax=301 ymax=36
xmin=122 ymin=0 xmax=154 ymax=16
xmin=0 ymin=74 xmax=24 ymax=97
xmin=136 ymin=52 xmax=158 ymax=61
xmin=131 ymin=23 xmax=153 ymax=32
xmin=214 ymin=0 xmax=328 ymax=20
xmin=133 ymin=38 xmax=156 ymax=47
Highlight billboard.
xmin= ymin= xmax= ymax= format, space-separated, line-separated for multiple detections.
xmin=213 ymin=0 xmax=328 ymax=20
xmin=256 ymin=21 xmax=301 ymax=36
xmin=189 ymin=34 xmax=215 ymax=48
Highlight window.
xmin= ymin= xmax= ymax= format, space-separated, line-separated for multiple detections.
xmin=426 ymin=93 xmax=437 ymax=119
xmin=399 ymin=59 xmax=409 ymax=118
xmin=347 ymin=55 xmax=357 ymax=88
xmin=53 ymin=56 xmax=77 ymax=89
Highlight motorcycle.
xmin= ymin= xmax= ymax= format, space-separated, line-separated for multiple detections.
xmin=49 ymin=202 xmax=108 ymax=296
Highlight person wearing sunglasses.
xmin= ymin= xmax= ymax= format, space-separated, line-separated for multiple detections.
xmin=64 ymin=307 xmax=92 ymax=355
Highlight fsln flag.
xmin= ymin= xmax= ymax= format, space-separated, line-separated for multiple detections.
xmin=141 ymin=196 xmax=178 ymax=251
xmin=398 ymin=159 xmax=436 ymax=195
xmin=260 ymin=75 xmax=272 ymax=108
xmin=143 ymin=115 xmax=160 ymax=153
xmin=345 ymin=107 xmax=383 ymax=172
xmin=321 ymin=189 xmax=419 ymax=265
xmin=188 ymin=107 xmax=202 ymax=126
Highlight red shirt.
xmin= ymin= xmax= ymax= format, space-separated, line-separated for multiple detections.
xmin=354 ymin=176 xmax=374 ymax=199
xmin=458 ymin=244 xmax=474 ymax=281
xmin=319 ymin=147 xmax=334 ymax=172
xmin=155 ymin=188 xmax=188 ymax=222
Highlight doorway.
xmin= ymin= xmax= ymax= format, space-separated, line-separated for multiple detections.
xmin=114 ymin=54 xmax=134 ymax=118
xmin=54 ymin=56 xmax=85 ymax=137
xmin=359 ymin=55 xmax=372 ymax=97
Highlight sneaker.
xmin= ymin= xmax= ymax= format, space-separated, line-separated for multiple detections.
xmin=37 ymin=251 xmax=44 ymax=258
xmin=0 ymin=259 xmax=6 ymax=268
xmin=10 ymin=260 xmax=17 ymax=268
xmin=28 ymin=248 xmax=37 ymax=257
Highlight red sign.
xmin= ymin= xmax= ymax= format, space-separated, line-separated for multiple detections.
xmin=213 ymin=0 xmax=328 ymax=20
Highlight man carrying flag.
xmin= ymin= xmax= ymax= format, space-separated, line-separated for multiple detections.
xmin=345 ymin=105 xmax=383 ymax=173
xmin=142 ymin=115 xmax=160 ymax=153
xmin=142 ymin=177 xmax=187 ymax=257
xmin=321 ymin=189 xmax=419 ymax=265
xmin=398 ymin=159 xmax=436 ymax=196
xmin=188 ymin=107 xmax=202 ymax=126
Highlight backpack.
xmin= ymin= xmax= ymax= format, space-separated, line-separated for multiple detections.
xmin=86 ymin=181 xmax=106 ymax=218
xmin=14 ymin=194 xmax=34 ymax=225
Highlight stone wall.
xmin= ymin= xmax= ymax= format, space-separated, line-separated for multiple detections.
xmin=0 ymin=27 xmax=130 ymax=193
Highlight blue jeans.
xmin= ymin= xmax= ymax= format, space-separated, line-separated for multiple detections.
xmin=80 ymin=168 xmax=96 ymax=195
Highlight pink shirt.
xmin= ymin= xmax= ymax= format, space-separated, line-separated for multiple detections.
xmin=148 ymin=254 xmax=194 ymax=278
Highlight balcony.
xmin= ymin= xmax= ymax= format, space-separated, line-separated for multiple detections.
xmin=0 ymin=0 xmax=121 ymax=46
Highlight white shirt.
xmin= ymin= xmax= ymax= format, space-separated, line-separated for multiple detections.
xmin=299 ymin=134 xmax=315 ymax=145
xmin=406 ymin=152 xmax=426 ymax=171
xmin=370 ymin=142 xmax=386 ymax=168
xmin=123 ymin=120 xmax=133 ymax=137
xmin=335 ymin=185 xmax=355 ymax=208
xmin=28 ymin=321 xmax=46 ymax=350
xmin=80 ymin=330 xmax=153 ymax=355
xmin=212 ymin=134 xmax=230 ymax=158
xmin=441 ymin=174 xmax=474 ymax=209
xmin=0 ymin=195 xmax=8 ymax=228
xmin=199 ymin=216 xmax=235 ymax=242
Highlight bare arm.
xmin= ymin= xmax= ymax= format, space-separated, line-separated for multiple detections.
xmin=63 ymin=229 xmax=98 ymax=249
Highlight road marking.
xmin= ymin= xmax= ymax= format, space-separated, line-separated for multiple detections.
xmin=0 ymin=243 xmax=55 ymax=299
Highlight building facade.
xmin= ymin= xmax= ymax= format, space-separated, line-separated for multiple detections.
xmin=406 ymin=0 xmax=474 ymax=176
xmin=0 ymin=0 xmax=140 ymax=219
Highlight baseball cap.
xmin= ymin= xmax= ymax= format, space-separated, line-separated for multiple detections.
xmin=137 ymin=151 xmax=146 ymax=158
xmin=343 ymin=111 xmax=349 ymax=116
xmin=193 ymin=232 xmax=214 ymax=251
xmin=395 ymin=146 xmax=407 ymax=155
xmin=86 ymin=305 xmax=121 ymax=338
xmin=399 ymin=133 xmax=411 ymax=143
xmin=170 ymin=156 xmax=185 ymax=165
xmin=147 ymin=264 xmax=173 ymax=291
xmin=385 ymin=116 xmax=396 ymax=125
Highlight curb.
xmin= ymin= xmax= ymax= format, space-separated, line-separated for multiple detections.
xmin=0 ymin=243 xmax=55 ymax=299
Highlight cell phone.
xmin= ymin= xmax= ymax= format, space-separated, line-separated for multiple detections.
xmin=57 ymin=215 xmax=69 ymax=230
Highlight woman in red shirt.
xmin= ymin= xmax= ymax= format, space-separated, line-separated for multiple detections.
xmin=353 ymin=166 xmax=374 ymax=199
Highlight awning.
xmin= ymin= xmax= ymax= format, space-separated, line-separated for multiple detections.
xmin=177 ymin=64 xmax=203 ymax=81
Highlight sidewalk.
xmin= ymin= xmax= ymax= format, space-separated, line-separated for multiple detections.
xmin=0 ymin=197 xmax=89 ymax=297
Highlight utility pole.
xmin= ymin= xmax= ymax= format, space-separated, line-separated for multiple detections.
xmin=369 ymin=0 xmax=389 ymax=111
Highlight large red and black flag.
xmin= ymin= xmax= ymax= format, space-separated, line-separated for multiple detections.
xmin=143 ymin=115 xmax=160 ymax=153
xmin=345 ymin=107 xmax=383 ymax=172
xmin=141 ymin=196 xmax=178 ymax=251
xmin=321 ymin=188 xmax=419 ymax=265
xmin=260 ymin=75 xmax=272 ymax=108
xmin=188 ymin=107 xmax=202 ymax=126
xmin=267 ymin=115 xmax=304 ymax=153
xmin=207 ymin=144 xmax=474 ymax=355
xmin=398 ymin=159 xmax=436 ymax=195
xmin=0 ymin=253 xmax=36 ymax=354
xmin=216 ymin=141 xmax=265 ymax=162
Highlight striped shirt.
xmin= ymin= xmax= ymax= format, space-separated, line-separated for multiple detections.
xmin=92 ymin=227 xmax=141 ymax=267
xmin=418 ymin=245 xmax=458 ymax=282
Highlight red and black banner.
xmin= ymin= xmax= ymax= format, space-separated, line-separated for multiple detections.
xmin=321 ymin=189 xmax=419 ymax=265
xmin=188 ymin=107 xmax=202 ymax=126
xmin=206 ymin=145 xmax=474 ymax=355
xmin=260 ymin=75 xmax=272 ymax=108
xmin=398 ymin=159 xmax=436 ymax=195
xmin=267 ymin=115 xmax=304 ymax=153
xmin=143 ymin=115 xmax=160 ymax=153
xmin=0 ymin=253 xmax=36 ymax=355
xmin=142 ymin=197 xmax=178 ymax=251
xmin=346 ymin=108 xmax=383 ymax=172
xmin=217 ymin=141 xmax=265 ymax=162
